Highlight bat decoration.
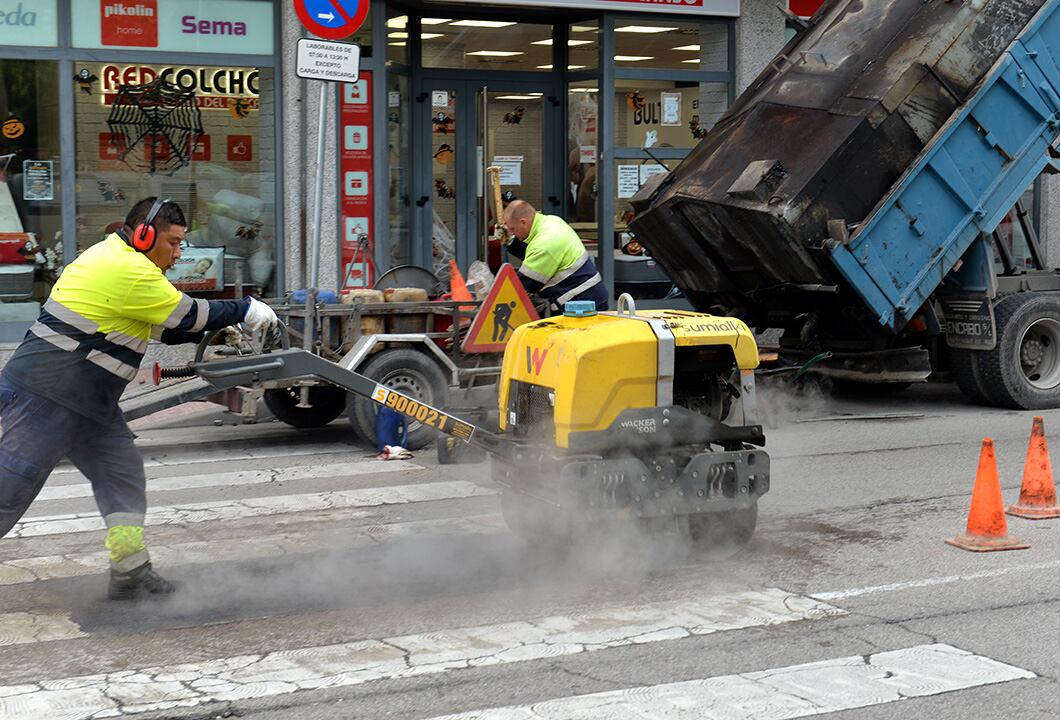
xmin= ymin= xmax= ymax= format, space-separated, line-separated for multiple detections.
xmin=432 ymin=112 xmax=453 ymax=134
xmin=503 ymin=107 xmax=525 ymax=125
xmin=434 ymin=178 xmax=456 ymax=199
xmin=689 ymin=115 xmax=709 ymax=140
xmin=74 ymin=68 xmax=99 ymax=95
xmin=98 ymin=181 xmax=126 ymax=202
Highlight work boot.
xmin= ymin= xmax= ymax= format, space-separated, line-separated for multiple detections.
xmin=108 ymin=561 xmax=176 ymax=601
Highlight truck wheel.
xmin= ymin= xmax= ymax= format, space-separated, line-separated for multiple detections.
xmin=347 ymin=348 xmax=450 ymax=450
xmin=949 ymin=349 xmax=992 ymax=405
xmin=263 ymin=386 xmax=347 ymax=428
xmin=977 ymin=293 xmax=1060 ymax=409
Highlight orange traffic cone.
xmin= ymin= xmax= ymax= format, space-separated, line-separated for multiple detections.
xmin=946 ymin=439 xmax=1029 ymax=552
xmin=1007 ymin=416 xmax=1060 ymax=519
xmin=449 ymin=259 xmax=473 ymax=302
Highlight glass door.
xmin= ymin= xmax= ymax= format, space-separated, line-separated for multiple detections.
xmin=415 ymin=79 xmax=559 ymax=281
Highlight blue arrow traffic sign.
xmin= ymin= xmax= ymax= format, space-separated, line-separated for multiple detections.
xmin=293 ymin=0 xmax=368 ymax=40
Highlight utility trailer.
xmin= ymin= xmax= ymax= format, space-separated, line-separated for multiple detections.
xmin=631 ymin=0 xmax=1060 ymax=408
xmin=127 ymin=295 xmax=504 ymax=449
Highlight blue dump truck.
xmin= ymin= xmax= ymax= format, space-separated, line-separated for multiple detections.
xmin=631 ymin=0 xmax=1060 ymax=408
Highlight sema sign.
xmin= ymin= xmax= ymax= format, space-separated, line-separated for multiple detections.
xmin=438 ymin=0 xmax=738 ymax=15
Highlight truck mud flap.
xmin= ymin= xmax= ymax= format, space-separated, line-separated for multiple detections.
xmin=938 ymin=294 xmax=997 ymax=351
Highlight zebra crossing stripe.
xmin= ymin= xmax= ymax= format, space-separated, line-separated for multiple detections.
xmin=0 ymin=589 xmax=842 ymax=719
xmin=423 ymin=644 xmax=1035 ymax=719
xmin=0 ymin=611 xmax=85 ymax=647
xmin=7 ymin=481 xmax=496 ymax=538
xmin=50 ymin=444 xmax=366 ymax=476
xmin=0 ymin=515 xmax=507 ymax=586
xmin=36 ymin=460 xmax=423 ymax=501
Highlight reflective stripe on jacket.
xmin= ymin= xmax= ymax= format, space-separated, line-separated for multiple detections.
xmin=515 ymin=213 xmax=604 ymax=308
xmin=3 ymin=234 xmax=226 ymax=423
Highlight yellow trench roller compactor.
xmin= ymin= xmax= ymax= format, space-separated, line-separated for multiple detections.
xmin=179 ymin=294 xmax=769 ymax=546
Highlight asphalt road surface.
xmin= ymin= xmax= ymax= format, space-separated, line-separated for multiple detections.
xmin=0 ymin=379 xmax=1057 ymax=719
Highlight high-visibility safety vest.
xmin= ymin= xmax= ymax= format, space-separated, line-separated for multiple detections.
xmin=2 ymin=234 xmax=209 ymax=423
xmin=515 ymin=213 xmax=605 ymax=308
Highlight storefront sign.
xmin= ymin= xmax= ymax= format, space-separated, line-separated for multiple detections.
xmin=72 ymin=0 xmax=274 ymax=54
xmin=166 ymin=247 xmax=224 ymax=292
xmin=22 ymin=160 xmax=54 ymax=201
xmin=0 ymin=0 xmax=57 ymax=47
xmin=99 ymin=65 xmax=260 ymax=111
xmin=341 ymin=71 xmax=374 ymax=288
xmin=439 ymin=0 xmax=739 ymax=16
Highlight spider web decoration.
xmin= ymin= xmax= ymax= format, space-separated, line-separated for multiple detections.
xmin=106 ymin=79 xmax=203 ymax=175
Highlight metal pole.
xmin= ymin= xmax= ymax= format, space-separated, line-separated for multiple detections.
xmin=310 ymin=80 xmax=329 ymax=289
xmin=304 ymin=81 xmax=328 ymax=356
xmin=482 ymin=86 xmax=490 ymax=265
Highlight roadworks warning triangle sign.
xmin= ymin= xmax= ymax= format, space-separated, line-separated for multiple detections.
xmin=462 ymin=263 xmax=539 ymax=353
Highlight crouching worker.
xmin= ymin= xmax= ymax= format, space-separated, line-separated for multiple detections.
xmin=500 ymin=200 xmax=609 ymax=312
xmin=0 ymin=197 xmax=278 ymax=600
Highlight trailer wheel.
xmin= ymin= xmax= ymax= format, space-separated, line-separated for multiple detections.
xmin=949 ymin=348 xmax=993 ymax=405
xmin=262 ymin=386 xmax=347 ymax=428
xmin=347 ymin=348 xmax=450 ymax=450
xmin=977 ymin=293 xmax=1060 ymax=409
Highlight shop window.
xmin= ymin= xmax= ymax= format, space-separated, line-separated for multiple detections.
xmin=614 ymin=20 xmax=728 ymax=71
xmin=567 ymin=21 xmax=598 ymax=71
xmin=421 ymin=20 xmax=553 ymax=71
xmin=567 ymin=81 xmax=598 ymax=232
xmin=615 ymin=79 xmax=728 ymax=149
xmin=73 ymin=61 xmax=277 ymax=298
xmin=387 ymin=14 xmax=410 ymax=66
xmin=0 ymin=59 xmax=61 ymax=320
xmin=388 ymin=74 xmax=410 ymax=267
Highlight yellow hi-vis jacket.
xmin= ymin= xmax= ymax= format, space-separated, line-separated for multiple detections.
xmin=2 ymin=234 xmax=241 ymax=423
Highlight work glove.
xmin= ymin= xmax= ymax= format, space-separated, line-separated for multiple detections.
xmin=494 ymin=226 xmax=512 ymax=246
xmin=243 ymin=297 xmax=278 ymax=335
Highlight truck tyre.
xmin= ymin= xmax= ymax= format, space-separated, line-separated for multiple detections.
xmin=263 ymin=386 xmax=347 ymax=428
xmin=347 ymin=348 xmax=450 ymax=450
xmin=977 ymin=293 xmax=1060 ymax=409
xmin=949 ymin=349 xmax=992 ymax=405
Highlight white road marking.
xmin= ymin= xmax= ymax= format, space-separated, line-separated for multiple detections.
xmin=7 ymin=481 xmax=496 ymax=538
xmin=0 ymin=589 xmax=841 ymax=719
xmin=50 ymin=444 xmax=367 ymax=476
xmin=36 ymin=461 xmax=423 ymax=501
xmin=812 ymin=560 xmax=1060 ymax=600
xmin=426 ymin=644 xmax=1035 ymax=719
xmin=0 ymin=612 xmax=85 ymax=647
xmin=0 ymin=515 xmax=507 ymax=586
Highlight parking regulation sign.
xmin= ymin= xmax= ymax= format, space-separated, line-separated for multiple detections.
xmin=293 ymin=0 xmax=369 ymax=40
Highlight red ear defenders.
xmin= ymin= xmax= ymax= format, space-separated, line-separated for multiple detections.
xmin=131 ymin=197 xmax=169 ymax=253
